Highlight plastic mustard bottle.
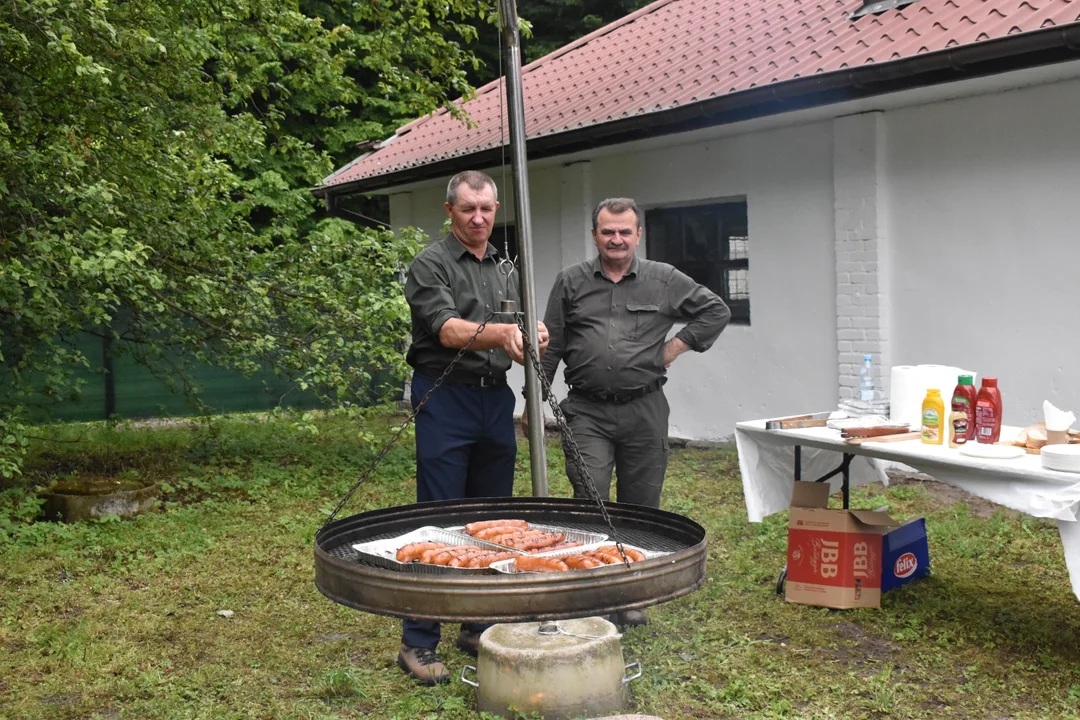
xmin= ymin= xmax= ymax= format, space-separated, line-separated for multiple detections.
xmin=921 ymin=389 xmax=945 ymax=445
xmin=975 ymin=377 xmax=1003 ymax=444
xmin=951 ymin=374 xmax=978 ymax=442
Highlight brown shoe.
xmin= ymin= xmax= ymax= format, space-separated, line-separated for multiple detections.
xmin=455 ymin=628 xmax=481 ymax=657
xmin=397 ymin=644 xmax=450 ymax=685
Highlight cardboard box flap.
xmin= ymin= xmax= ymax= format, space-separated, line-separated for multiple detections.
xmin=848 ymin=509 xmax=900 ymax=528
xmin=791 ymin=481 xmax=831 ymax=509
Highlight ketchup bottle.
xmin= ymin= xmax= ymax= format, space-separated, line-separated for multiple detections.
xmin=974 ymin=377 xmax=1003 ymax=444
xmin=951 ymin=375 xmax=978 ymax=442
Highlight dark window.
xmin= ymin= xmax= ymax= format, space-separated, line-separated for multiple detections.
xmin=645 ymin=201 xmax=750 ymax=324
xmin=491 ymin=224 xmax=518 ymax=263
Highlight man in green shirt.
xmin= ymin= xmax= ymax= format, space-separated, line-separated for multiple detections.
xmin=398 ymin=170 xmax=548 ymax=684
xmin=534 ymin=197 xmax=730 ymax=624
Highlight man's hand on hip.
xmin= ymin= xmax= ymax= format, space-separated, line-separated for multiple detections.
xmin=663 ymin=337 xmax=691 ymax=368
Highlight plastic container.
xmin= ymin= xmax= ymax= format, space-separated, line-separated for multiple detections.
xmin=974 ymin=377 xmax=1003 ymax=444
xmin=859 ymin=354 xmax=875 ymax=402
xmin=951 ymin=375 xmax=978 ymax=442
xmin=921 ymin=389 xmax=945 ymax=445
xmin=948 ymin=410 xmax=968 ymax=448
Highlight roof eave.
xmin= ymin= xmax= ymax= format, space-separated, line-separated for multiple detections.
xmin=313 ymin=23 xmax=1080 ymax=200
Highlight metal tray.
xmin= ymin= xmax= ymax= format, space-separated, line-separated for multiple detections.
xmin=444 ymin=523 xmax=607 ymax=552
xmin=489 ymin=542 xmax=670 ymax=574
xmin=351 ymin=526 xmax=516 ymax=575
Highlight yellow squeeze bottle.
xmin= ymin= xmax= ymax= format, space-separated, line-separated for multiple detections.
xmin=921 ymin=389 xmax=945 ymax=445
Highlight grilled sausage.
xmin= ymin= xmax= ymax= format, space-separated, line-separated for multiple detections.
xmin=494 ymin=528 xmax=552 ymax=546
xmin=475 ymin=525 xmax=529 ymax=541
xmin=512 ymin=532 xmax=565 ymax=551
xmin=587 ymin=552 xmax=627 ymax=565
xmin=467 ymin=551 xmax=520 ymax=568
xmin=396 ymin=542 xmax=448 ymax=563
xmin=449 ymin=549 xmax=489 ymax=567
xmin=429 ymin=546 xmax=480 ymax=566
xmin=513 ymin=556 xmax=570 ymax=573
xmin=465 ymin=519 xmax=530 ymax=535
xmin=487 ymin=530 xmax=532 ymax=544
xmin=530 ymin=540 xmax=583 ymax=554
xmin=420 ymin=547 xmax=450 ymax=564
xmin=595 ymin=545 xmax=646 ymax=562
xmin=563 ymin=554 xmax=604 ymax=570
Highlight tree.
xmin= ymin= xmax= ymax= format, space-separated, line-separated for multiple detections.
xmin=462 ymin=0 xmax=651 ymax=87
xmin=0 ymin=0 xmax=496 ymax=479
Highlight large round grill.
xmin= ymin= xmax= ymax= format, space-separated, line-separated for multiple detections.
xmin=315 ymin=496 xmax=707 ymax=622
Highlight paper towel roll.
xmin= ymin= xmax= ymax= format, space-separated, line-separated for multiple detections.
xmin=889 ymin=365 xmax=977 ymax=429
xmin=889 ymin=366 xmax=924 ymax=429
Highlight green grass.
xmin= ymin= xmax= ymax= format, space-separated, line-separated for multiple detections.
xmin=2 ymin=411 xmax=1079 ymax=719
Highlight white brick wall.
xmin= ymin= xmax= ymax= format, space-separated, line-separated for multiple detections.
xmin=833 ymin=112 xmax=891 ymax=401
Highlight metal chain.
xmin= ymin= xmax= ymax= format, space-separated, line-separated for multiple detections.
xmin=318 ymin=318 xmax=491 ymax=532
xmin=514 ymin=314 xmax=632 ymax=567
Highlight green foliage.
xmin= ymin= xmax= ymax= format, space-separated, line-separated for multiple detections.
xmin=0 ymin=0 xmax=498 ymax=477
xmin=462 ymin=0 xmax=651 ymax=85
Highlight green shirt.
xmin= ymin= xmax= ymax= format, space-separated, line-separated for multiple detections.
xmin=405 ymin=234 xmax=520 ymax=379
xmin=541 ymin=255 xmax=730 ymax=394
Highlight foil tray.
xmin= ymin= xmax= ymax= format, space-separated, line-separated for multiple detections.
xmin=351 ymin=526 xmax=517 ymax=575
xmin=443 ymin=523 xmax=608 ymax=551
xmin=489 ymin=542 xmax=670 ymax=574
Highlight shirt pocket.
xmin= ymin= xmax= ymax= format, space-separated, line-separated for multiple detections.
xmin=625 ymin=302 xmax=661 ymax=339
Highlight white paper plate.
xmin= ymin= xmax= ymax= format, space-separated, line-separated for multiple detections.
xmin=1041 ymin=445 xmax=1080 ymax=473
xmin=1040 ymin=445 xmax=1080 ymax=459
xmin=959 ymin=444 xmax=1026 ymax=460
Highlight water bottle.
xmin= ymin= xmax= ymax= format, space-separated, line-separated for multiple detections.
xmin=859 ymin=354 xmax=875 ymax=402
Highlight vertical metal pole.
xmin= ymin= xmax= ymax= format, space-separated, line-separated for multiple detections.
xmin=498 ymin=0 xmax=547 ymax=497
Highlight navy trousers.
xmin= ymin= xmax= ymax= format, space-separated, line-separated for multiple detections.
xmin=401 ymin=373 xmax=518 ymax=650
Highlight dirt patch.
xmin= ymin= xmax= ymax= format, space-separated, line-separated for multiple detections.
xmin=886 ymin=471 xmax=1012 ymax=520
xmin=753 ymin=632 xmax=790 ymax=646
xmin=821 ymin=622 xmax=898 ymax=668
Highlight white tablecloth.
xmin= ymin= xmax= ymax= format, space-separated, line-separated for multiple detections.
xmin=735 ymin=418 xmax=1080 ymax=601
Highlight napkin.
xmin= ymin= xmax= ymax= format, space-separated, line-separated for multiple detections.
xmin=1043 ymin=400 xmax=1076 ymax=431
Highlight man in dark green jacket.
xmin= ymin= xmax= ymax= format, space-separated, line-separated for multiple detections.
xmin=533 ymin=197 xmax=730 ymax=624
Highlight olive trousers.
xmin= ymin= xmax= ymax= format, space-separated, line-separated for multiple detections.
xmin=559 ymin=389 xmax=670 ymax=509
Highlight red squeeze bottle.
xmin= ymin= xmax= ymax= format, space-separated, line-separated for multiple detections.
xmin=974 ymin=377 xmax=1003 ymax=444
xmin=951 ymin=375 xmax=978 ymax=442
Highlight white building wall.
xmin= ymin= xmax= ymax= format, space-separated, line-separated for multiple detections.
xmin=885 ymin=77 xmax=1080 ymax=425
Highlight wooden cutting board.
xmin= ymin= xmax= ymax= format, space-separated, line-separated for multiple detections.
xmin=844 ymin=431 xmax=922 ymax=445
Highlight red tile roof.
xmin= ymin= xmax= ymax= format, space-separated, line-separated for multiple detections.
xmin=321 ymin=0 xmax=1080 ymax=192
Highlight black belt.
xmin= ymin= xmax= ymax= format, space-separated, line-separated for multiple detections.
xmin=416 ymin=370 xmax=507 ymax=388
xmin=569 ymin=378 xmax=665 ymax=405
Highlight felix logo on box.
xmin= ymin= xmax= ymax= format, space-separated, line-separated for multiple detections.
xmin=894 ymin=552 xmax=918 ymax=578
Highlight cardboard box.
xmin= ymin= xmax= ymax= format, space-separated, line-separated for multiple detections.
xmin=785 ymin=481 xmax=929 ymax=609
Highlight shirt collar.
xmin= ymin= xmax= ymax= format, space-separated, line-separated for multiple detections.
xmin=445 ymin=233 xmax=499 ymax=262
xmin=590 ymin=254 xmax=640 ymax=280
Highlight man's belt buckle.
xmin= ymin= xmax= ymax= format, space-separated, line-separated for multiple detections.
xmin=479 ymin=376 xmax=497 ymax=388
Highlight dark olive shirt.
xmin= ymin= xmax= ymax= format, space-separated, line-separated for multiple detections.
xmin=541 ymin=255 xmax=730 ymax=394
xmin=405 ymin=234 xmax=519 ymax=379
